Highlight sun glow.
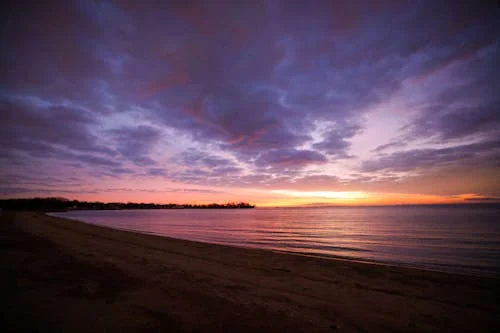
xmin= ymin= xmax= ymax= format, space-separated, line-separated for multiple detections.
xmin=271 ymin=190 xmax=369 ymax=200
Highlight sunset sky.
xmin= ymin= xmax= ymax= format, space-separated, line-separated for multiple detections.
xmin=1 ymin=0 xmax=499 ymax=206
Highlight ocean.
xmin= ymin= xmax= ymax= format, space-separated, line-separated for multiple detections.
xmin=52 ymin=205 xmax=500 ymax=277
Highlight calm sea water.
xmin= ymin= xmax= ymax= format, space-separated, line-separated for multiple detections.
xmin=52 ymin=205 xmax=500 ymax=277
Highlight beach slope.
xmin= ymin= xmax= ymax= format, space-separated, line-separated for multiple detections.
xmin=1 ymin=211 xmax=499 ymax=332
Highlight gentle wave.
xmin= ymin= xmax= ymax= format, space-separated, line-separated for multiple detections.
xmin=52 ymin=205 xmax=500 ymax=277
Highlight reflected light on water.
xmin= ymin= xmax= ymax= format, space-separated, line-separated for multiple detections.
xmin=53 ymin=206 xmax=500 ymax=276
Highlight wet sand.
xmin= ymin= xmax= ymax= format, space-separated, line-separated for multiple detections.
xmin=1 ymin=211 xmax=499 ymax=332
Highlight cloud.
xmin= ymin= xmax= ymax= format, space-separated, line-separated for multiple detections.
xmin=174 ymin=149 xmax=237 ymax=169
xmin=362 ymin=139 xmax=500 ymax=173
xmin=1 ymin=0 xmax=499 ymax=199
xmin=145 ymin=168 xmax=167 ymax=177
xmin=168 ymin=149 xmax=245 ymax=185
xmin=0 ymin=96 xmax=115 ymax=160
xmin=139 ymin=72 xmax=191 ymax=99
xmin=255 ymin=149 xmax=327 ymax=169
xmin=107 ymin=125 xmax=163 ymax=166
xmin=273 ymin=175 xmax=342 ymax=191
xmin=313 ymin=122 xmax=360 ymax=157
xmin=402 ymin=43 xmax=500 ymax=142
xmin=98 ymin=186 xmax=224 ymax=194
xmin=0 ymin=1 xmax=113 ymax=111
xmin=0 ymin=187 xmax=98 ymax=196
xmin=372 ymin=141 xmax=408 ymax=154
xmin=464 ymin=197 xmax=500 ymax=202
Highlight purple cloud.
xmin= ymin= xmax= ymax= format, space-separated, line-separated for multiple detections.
xmin=313 ymin=122 xmax=360 ymax=157
xmin=362 ymin=139 xmax=500 ymax=173
xmin=0 ymin=97 xmax=115 ymax=160
xmin=108 ymin=125 xmax=163 ymax=166
xmin=255 ymin=149 xmax=327 ymax=169
xmin=175 ymin=149 xmax=237 ymax=168
xmin=1 ymin=0 xmax=499 ymax=197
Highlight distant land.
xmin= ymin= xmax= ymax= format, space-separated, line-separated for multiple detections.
xmin=296 ymin=202 xmax=500 ymax=208
xmin=0 ymin=197 xmax=255 ymax=211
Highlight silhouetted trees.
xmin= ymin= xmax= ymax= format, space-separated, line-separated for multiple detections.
xmin=0 ymin=197 xmax=255 ymax=211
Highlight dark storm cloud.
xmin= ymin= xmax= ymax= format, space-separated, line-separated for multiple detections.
xmin=362 ymin=139 xmax=500 ymax=173
xmin=1 ymin=0 xmax=499 ymax=195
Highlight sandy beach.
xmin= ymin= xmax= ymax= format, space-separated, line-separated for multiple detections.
xmin=1 ymin=211 xmax=499 ymax=332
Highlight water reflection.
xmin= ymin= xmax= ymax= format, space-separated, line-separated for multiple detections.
xmin=53 ymin=206 xmax=500 ymax=276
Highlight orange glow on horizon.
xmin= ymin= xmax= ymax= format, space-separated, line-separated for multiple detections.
xmin=255 ymin=192 xmax=497 ymax=207
xmin=4 ymin=186 xmax=496 ymax=208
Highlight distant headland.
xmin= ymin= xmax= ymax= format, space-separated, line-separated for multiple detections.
xmin=0 ymin=197 xmax=255 ymax=211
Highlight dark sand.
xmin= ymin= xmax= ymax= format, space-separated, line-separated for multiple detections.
xmin=1 ymin=211 xmax=499 ymax=332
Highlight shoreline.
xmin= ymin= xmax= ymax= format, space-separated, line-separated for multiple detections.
xmin=270 ymin=249 xmax=500 ymax=279
xmin=2 ymin=211 xmax=499 ymax=332
xmin=50 ymin=211 xmax=499 ymax=279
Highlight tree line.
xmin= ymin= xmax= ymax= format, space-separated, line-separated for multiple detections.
xmin=0 ymin=197 xmax=255 ymax=211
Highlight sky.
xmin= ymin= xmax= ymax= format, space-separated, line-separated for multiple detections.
xmin=1 ymin=0 xmax=499 ymax=206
